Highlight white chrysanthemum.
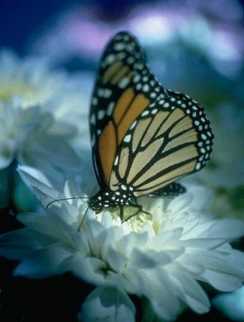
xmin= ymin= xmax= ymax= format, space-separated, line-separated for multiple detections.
xmin=0 ymin=50 xmax=92 ymax=170
xmin=1 ymin=166 xmax=244 ymax=322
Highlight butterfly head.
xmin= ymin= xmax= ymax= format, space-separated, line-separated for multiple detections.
xmin=88 ymin=187 xmax=135 ymax=213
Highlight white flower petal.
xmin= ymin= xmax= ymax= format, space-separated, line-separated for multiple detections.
xmin=197 ymin=219 xmax=244 ymax=239
xmin=131 ymin=249 xmax=173 ymax=269
xmin=170 ymin=268 xmax=210 ymax=314
xmin=105 ymin=247 xmax=128 ymax=273
xmin=14 ymin=245 xmax=71 ymax=278
xmin=61 ymin=253 xmax=106 ymax=285
xmin=186 ymin=250 xmax=244 ymax=278
xmin=202 ymin=270 xmax=243 ymax=292
xmin=0 ymin=228 xmax=51 ymax=259
xmin=181 ymin=238 xmax=226 ymax=249
xmin=79 ymin=287 xmax=136 ymax=322
xmin=2 ymin=164 xmax=244 ymax=321
xmin=18 ymin=165 xmax=61 ymax=206
xmin=141 ymin=269 xmax=183 ymax=321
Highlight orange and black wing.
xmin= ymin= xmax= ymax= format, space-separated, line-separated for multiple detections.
xmin=108 ymin=89 xmax=214 ymax=196
xmin=90 ymin=31 xmax=214 ymax=196
xmin=89 ymin=31 xmax=163 ymax=188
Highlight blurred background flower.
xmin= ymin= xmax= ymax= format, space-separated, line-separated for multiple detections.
xmin=0 ymin=51 xmax=90 ymax=211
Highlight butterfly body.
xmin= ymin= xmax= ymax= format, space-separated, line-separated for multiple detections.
xmin=88 ymin=31 xmax=214 ymax=215
xmin=88 ymin=187 xmax=135 ymax=213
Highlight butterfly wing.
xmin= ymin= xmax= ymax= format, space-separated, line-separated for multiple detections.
xmin=108 ymin=89 xmax=214 ymax=196
xmin=149 ymin=182 xmax=186 ymax=197
xmin=89 ymin=31 xmax=164 ymax=188
xmin=90 ymin=31 xmax=214 ymax=196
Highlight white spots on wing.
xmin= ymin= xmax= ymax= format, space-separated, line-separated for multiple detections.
xmin=201 ymin=133 xmax=207 ymax=140
xmin=130 ymin=120 xmax=137 ymax=129
xmin=91 ymin=135 xmax=95 ymax=146
xmin=90 ymin=114 xmax=96 ymax=125
xmin=105 ymin=54 xmax=115 ymax=66
xmin=150 ymin=92 xmax=157 ymax=98
xmin=97 ymin=88 xmax=112 ymax=98
xmin=92 ymin=97 xmax=98 ymax=105
xmin=98 ymin=110 xmax=105 ymax=120
xmin=196 ymin=163 xmax=201 ymax=170
xmin=114 ymin=43 xmax=125 ymax=51
xmin=104 ymin=89 xmax=112 ymax=98
xmin=114 ymin=156 xmax=119 ymax=166
xmin=136 ymin=83 xmax=142 ymax=91
xmin=127 ymin=56 xmax=135 ymax=64
xmin=133 ymin=74 xmax=140 ymax=83
xmin=121 ymin=184 xmax=127 ymax=191
xmin=143 ymin=84 xmax=149 ymax=92
xmin=119 ymin=77 xmax=130 ymax=89
xmin=98 ymin=89 xmax=104 ymax=97
xmin=107 ymin=102 xmax=114 ymax=116
xmin=141 ymin=110 xmax=149 ymax=117
xmin=123 ymin=34 xmax=130 ymax=41
xmin=135 ymin=63 xmax=143 ymax=70
xmin=124 ymin=134 xmax=132 ymax=143
xmin=127 ymin=44 xmax=135 ymax=52
xmin=151 ymin=108 xmax=158 ymax=114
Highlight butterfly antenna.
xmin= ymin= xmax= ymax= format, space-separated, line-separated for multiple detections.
xmin=46 ymin=195 xmax=89 ymax=209
xmin=78 ymin=206 xmax=89 ymax=230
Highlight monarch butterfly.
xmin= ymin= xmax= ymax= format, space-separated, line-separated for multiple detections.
xmin=86 ymin=31 xmax=214 ymax=218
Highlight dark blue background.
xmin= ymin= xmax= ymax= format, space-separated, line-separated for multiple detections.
xmin=0 ymin=0 xmax=159 ymax=53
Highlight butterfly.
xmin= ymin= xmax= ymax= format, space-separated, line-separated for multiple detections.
xmin=88 ymin=31 xmax=214 ymax=219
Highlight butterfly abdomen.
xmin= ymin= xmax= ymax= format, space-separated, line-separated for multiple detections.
xmin=88 ymin=188 xmax=135 ymax=213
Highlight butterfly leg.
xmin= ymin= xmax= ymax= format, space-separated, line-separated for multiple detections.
xmin=120 ymin=204 xmax=151 ymax=222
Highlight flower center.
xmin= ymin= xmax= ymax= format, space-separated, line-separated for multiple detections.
xmin=108 ymin=206 xmax=153 ymax=233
